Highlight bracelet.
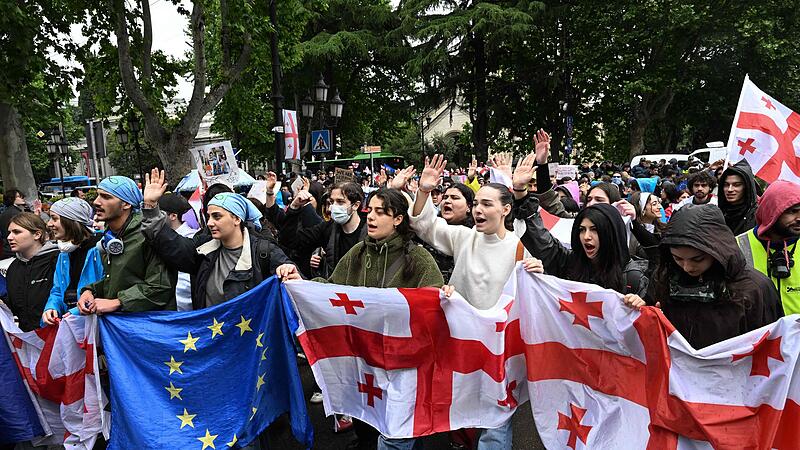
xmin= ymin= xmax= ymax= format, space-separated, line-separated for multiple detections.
xmin=512 ymin=187 xmax=528 ymax=193
xmin=265 ymin=191 xmax=275 ymax=196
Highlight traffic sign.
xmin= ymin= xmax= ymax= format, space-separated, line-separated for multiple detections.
xmin=363 ymin=145 xmax=382 ymax=154
xmin=311 ymin=130 xmax=331 ymax=153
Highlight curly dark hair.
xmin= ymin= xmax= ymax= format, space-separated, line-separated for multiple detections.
xmin=687 ymin=170 xmax=717 ymax=193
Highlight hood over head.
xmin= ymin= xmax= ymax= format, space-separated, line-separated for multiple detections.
xmin=573 ymin=203 xmax=630 ymax=263
xmin=756 ymin=180 xmax=800 ymax=238
xmin=718 ymin=160 xmax=758 ymax=210
xmin=555 ymin=181 xmax=582 ymax=206
xmin=660 ymin=204 xmax=743 ymax=277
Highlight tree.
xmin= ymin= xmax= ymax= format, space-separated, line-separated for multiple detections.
xmin=97 ymin=0 xmax=255 ymax=185
xmin=400 ymin=0 xmax=544 ymax=161
xmin=0 ymin=1 xmax=85 ymax=199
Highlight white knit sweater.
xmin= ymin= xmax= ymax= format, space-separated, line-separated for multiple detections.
xmin=410 ymin=197 xmax=521 ymax=310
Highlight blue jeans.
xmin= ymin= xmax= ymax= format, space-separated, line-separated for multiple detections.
xmin=377 ymin=436 xmax=423 ymax=450
xmin=477 ymin=418 xmax=513 ymax=450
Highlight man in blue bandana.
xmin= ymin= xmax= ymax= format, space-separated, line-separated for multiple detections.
xmin=79 ymin=176 xmax=177 ymax=315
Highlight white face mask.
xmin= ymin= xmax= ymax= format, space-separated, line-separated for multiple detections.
xmin=58 ymin=240 xmax=79 ymax=253
xmin=330 ymin=204 xmax=353 ymax=225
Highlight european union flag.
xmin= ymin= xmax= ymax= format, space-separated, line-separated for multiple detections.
xmin=99 ymin=277 xmax=313 ymax=449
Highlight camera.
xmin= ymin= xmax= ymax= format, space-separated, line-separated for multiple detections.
xmin=768 ymin=249 xmax=794 ymax=279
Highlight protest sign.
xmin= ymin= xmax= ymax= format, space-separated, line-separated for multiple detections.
xmin=334 ymin=168 xmax=355 ymax=184
xmin=190 ymin=141 xmax=239 ymax=187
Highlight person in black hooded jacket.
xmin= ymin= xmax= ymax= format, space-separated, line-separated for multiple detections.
xmin=5 ymin=213 xmax=59 ymax=331
xmin=718 ymin=159 xmax=759 ymax=236
xmin=514 ymin=194 xmax=648 ymax=299
xmin=625 ymin=204 xmax=783 ymax=349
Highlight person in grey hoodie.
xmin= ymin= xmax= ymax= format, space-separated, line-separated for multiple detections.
xmin=718 ymin=159 xmax=760 ymax=236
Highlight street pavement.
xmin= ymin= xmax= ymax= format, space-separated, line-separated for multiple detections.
xmin=264 ymin=358 xmax=546 ymax=449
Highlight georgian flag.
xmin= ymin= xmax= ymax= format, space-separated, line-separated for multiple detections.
xmin=289 ymin=267 xmax=800 ymax=447
xmin=285 ymin=281 xmax=527 ymax=438
xmin=0 ymin=303 xmax=108 ymax=449
xmin=516 ymin=269 xmax=800 ymax=448
xmin=726 ymin=75 xmax=800 ymax=183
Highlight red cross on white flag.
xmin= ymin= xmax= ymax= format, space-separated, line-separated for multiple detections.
xmin=726 ymin=75 xmax=800 ymax=184
xmin=282 ymin=109 xmax=300 ymax=160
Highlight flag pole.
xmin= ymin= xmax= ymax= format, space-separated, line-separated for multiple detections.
xmin=723 ymin=74 xmax=750 ymax=172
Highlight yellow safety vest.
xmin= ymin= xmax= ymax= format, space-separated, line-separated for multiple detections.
xmin=736 ymin=229 xmax=800 ymax=314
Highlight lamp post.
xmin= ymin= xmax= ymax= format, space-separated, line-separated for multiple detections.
xmin=116 ymin=117 xmax=145 ymax=192
xmin=300 ymin=74 xmax=344 ymax=172
xmin=47 ymin=127 xmax=68 ymax=196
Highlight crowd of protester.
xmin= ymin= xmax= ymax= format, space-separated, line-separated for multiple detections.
xmin=3 ymin=127 xmax=800 ymax=450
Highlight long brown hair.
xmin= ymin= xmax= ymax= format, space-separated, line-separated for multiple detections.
xmin=56 ymin=214 xmax=92 ymax=245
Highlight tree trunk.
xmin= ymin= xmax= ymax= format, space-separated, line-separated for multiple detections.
xmin=157 ymin=133 xmax=197 ymax=189
xmin=0 ymin=103 xmax=38 ymax=200
xmin=471 ymin=35 xmax=489 ymax=161
xmin=629 ymin=114 xmax=648 ymax=159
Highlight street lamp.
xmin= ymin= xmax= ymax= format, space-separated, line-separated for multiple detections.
xmin=314 ymin=74 xmax=328 ymax=103
xmin=301 ymin=77 xmax=345 ymax=172
xmin=127 ymin=116 xmax=145 ymax=191
xmin=47 ymin=128 xmax=68 ymax=196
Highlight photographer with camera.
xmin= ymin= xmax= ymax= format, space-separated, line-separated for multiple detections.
xmin=737 ymin=180 xmax=800 ymax=314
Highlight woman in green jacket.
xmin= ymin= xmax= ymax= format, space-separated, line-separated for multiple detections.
xmin=319 ymin=187 xmax=443 ymax=450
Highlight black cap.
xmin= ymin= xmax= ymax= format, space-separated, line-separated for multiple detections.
xmin=159 ymin=193 xmax=192 ymax=215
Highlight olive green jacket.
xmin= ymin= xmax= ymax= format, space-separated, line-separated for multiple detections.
xmin=83 ymin=213 xmax=177 ymax=312
xmin=319 ymin=232 xmax=444 ymax=289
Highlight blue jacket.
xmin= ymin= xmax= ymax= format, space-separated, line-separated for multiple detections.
xmin=42 ymin=244 xmax=104 ymax=323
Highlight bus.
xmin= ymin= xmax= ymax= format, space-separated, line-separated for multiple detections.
xmin=304 ymin=152 xmax=406 ymax=174
xmin=39 ymin=175 xmax=97 ymax=197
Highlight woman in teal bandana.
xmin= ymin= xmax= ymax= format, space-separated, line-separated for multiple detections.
xmin=141 ymin=169 xmax=300 ymax=310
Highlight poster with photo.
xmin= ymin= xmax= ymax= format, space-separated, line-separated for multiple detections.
xmin=190 ymin=140 xmax=239 ymax=186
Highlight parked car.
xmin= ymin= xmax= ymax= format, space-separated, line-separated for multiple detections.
xmin=689 ymin=141 xmax=728 ymax=164
xmin=630 ymin=153 xmax=689 ymax=167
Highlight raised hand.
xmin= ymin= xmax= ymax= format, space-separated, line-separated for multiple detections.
xmin=467 ymin=155 xmax=478 ymax=180
xmin=390 ymin=166 xmax=416 ymax=190
xmin=534 ymin=129 xmax=551 ymax=165
xmin=290 ymin=190 xmax=314 ymax=210
xmin=512 ymin=153 xmax=537 ymax=192
xmin=143 ymin=168 xmax=168 ymax=207
xmin=302 ymin=176 xmax=310 ymax=191
xmin=419 ymin=154 xmax=447 ymax=193
xmin=265 ymin=171 xmax=277 ymax=191
xmin=490 ymin=152 xmax=513 ymax=183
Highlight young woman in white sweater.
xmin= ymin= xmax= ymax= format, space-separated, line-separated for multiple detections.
xmin=407 ymin=153 xmax=542 ymax=450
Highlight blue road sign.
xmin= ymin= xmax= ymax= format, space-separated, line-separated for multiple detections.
xmin=311 ymin=130 xmax=331 ymax=153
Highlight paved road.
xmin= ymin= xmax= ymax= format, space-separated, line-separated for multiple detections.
xmin=264 ymin=359 xmax=545 ymax=449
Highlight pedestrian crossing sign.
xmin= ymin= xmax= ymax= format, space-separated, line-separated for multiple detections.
xmin=311 ymin=130 xmax=331 ymax=153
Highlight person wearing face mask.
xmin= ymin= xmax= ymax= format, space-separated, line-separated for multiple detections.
xmin=4 ymin=213 xmax=59 ymax=331
xmin=40 ymin=198 xmax=103 ymax=325
xmin=141 ymin=169 xmax=301 ymax=310
xmin=278 ymin=181 xmax=366 ymax=279
xmin=718 ymin=160 xmax=759 ymax=235
xmin=625 ymin=204 xmax=782 ymax=349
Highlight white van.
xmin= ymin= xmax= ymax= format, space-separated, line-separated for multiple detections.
xmin=689 ymin=142 xmax=728 ymax=164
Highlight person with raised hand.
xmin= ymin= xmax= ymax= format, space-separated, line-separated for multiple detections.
xmin=512 ymin=149 xmax=650 ymax=301
xmin=410 ymin=153 xmax=543 ymax=450
xmin=141 ymin=169 xmax=300 ymax=311
xmin=78 ymin=175 xmax=177 ymax=315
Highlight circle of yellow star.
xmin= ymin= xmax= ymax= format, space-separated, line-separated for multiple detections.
xmin=250 ymin=406 xmax=258 ymax=421
xmin=177 ymin=408 xmax=196 ymax=429
xmin=255 ymin=332 xmax=264 ymax=348
xmin=165 ymin=381 xmax=183 ymax=400
xmin=179 ymin=331 xmax=200 ymax=353
xmin=164 ymin=355 xmax=183 ymax=375
xmin=226 ymin=434 xmax=238 ymax=448
xmin=236 ymin=315 xmax=253 ymax=336
xmin=256 ymin=373 xmax=266 ymax=391
xmin=208 ymin=318 xmax=224 ymax=339
xmin=261 ymin=348 xmax=268 ymax=361
xmin=197 ymin=429 xmax=218 ymax=449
